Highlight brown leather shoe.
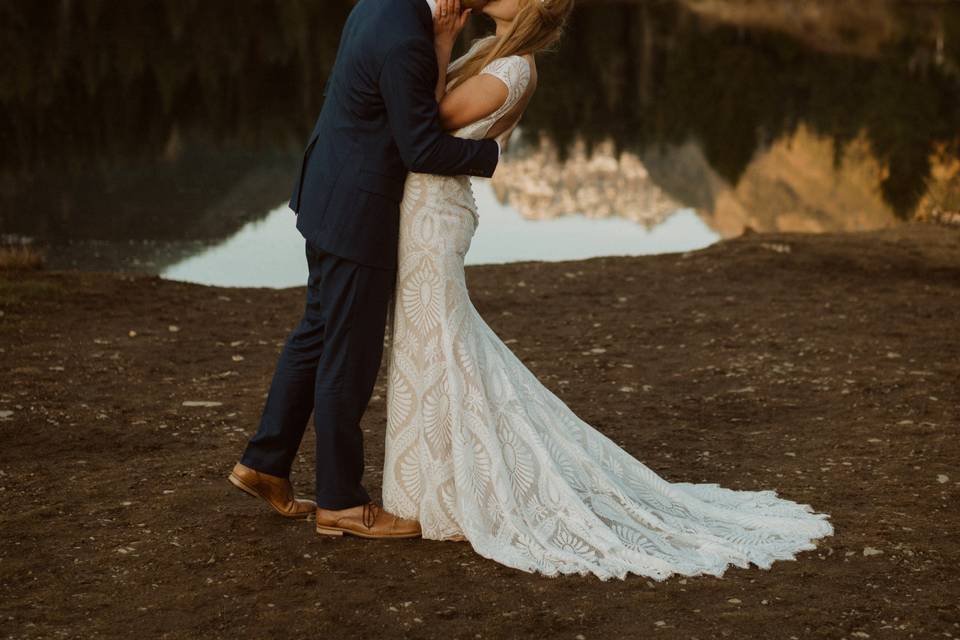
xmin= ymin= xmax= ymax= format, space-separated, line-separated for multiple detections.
xmin=315 ymin=501 xmax=421 ymax=539
xmin=228 ymin=462 xmax=315 ymax=518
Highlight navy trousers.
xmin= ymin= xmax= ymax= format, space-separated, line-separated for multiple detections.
xmin=240 ymin=238 xmax=395 ymax=509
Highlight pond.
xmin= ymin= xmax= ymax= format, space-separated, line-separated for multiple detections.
xmin=2 ymin=0 xmax=958 ymax=288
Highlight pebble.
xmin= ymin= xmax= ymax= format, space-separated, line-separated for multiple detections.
xmin=182 ymin=401 xmax=223 ymax=407
xmin=862 ymin=547 xmax=884 ymax=557
xmin=0 ymin=410 xmax=13 ymax=419
xmin=168 ymin=325 xmax=180 ymax=332
xmin=937 ymin=474 xmax=949 ymax=484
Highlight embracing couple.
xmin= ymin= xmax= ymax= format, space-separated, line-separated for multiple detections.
xmin=228 ymin=0 xmax=834 ymax=581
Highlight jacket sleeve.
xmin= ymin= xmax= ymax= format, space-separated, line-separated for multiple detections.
xmin=378 ymin=36 xmax=500 ymax=178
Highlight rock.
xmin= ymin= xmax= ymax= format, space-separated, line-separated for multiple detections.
xmin=128 ymin=330 xmax=137 ymax=337
xmin=937 ymin=474 xmax=949 ymax=484
xmin=862 ymin=547 xmax=883 ymax=557
xmin=232 ymin=355 xmax=244 ymax=362
xmin=168 ymin=325 xmax=180 ymax=332
xmin=760 ymin=242 xmax=791 ymax=253
xmin=182 ymin=401 xmax=223 ymax=407
xmin=0 ymin=410 xmax=13 ymax=419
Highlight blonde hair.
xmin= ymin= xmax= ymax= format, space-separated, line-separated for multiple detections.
xmin=447 ymin=0 xmax=574 ymax=90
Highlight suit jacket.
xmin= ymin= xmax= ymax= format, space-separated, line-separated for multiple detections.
xmin=289 ymin=0 xmax=500 ymax=270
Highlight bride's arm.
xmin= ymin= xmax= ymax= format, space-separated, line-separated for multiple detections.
xmin=434 ymin=45 xmax=452 ymax=103
xmin=437 ymin=73 xmax=509 ymax=132
xmin=431 ymin=0 xmax=509 ymax=127
xmin=432 ymin=0 xmax=466 ymax=102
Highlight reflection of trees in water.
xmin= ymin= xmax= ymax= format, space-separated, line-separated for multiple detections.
xmin=513 ymin=1 xmax=960 ymax=219
xmin=0 ymin=0 xmax=355 ymax=242
xmin=0 ymin=0 xmax=957 ymax=246
xmin=1 ymin=0 xmax=354 ymax=175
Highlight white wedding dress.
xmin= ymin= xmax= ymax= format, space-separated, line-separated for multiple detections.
xmin=381 ymin=49 xmax=835 ymax=581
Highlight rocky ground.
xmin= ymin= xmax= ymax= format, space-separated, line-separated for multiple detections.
xmin=1 ymin=222 xmax=958 ymax=639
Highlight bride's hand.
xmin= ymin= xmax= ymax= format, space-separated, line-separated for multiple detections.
xmin=433 ymin=0 xmax=470 ymax=52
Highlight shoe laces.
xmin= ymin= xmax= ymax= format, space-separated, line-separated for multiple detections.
xmin=362 ymin=502 xmax=380 ymax=529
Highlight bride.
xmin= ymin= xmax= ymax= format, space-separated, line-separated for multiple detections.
xmin=382 ymin=0 xmax=835 ymax=581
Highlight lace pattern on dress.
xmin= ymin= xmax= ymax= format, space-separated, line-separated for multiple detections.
xmin=381 ymin=52 xmax=834 ymax=581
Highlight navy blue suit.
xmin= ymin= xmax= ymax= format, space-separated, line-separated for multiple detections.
xmin=240 ymin=0 xmax=500 ymax=509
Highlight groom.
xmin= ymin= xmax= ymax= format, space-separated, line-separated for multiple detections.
xmin=228 ymin=0 xmax=501 ymax=538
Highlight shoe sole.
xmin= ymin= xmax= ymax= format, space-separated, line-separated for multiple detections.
xmin=227 ymin=472 xmax=312 ymax=519
xmin=315 ymin=523 xmax=421 ymax=539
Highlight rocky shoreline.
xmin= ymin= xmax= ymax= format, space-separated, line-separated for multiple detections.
xmin=1 ymin=222 xmax=958 ymax=638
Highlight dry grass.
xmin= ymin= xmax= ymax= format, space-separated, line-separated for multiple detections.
xmin=0 ymin=245 xmax=46 ymax=271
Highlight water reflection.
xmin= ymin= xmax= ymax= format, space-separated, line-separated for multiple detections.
xmin=159 ymin=179 xmax=716 ymax=287
xmin=1 ymin=0 xmax=957 ymax=287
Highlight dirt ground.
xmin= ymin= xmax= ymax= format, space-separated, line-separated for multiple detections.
xmin=1 ymin=222 xmax=958 ymax=639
